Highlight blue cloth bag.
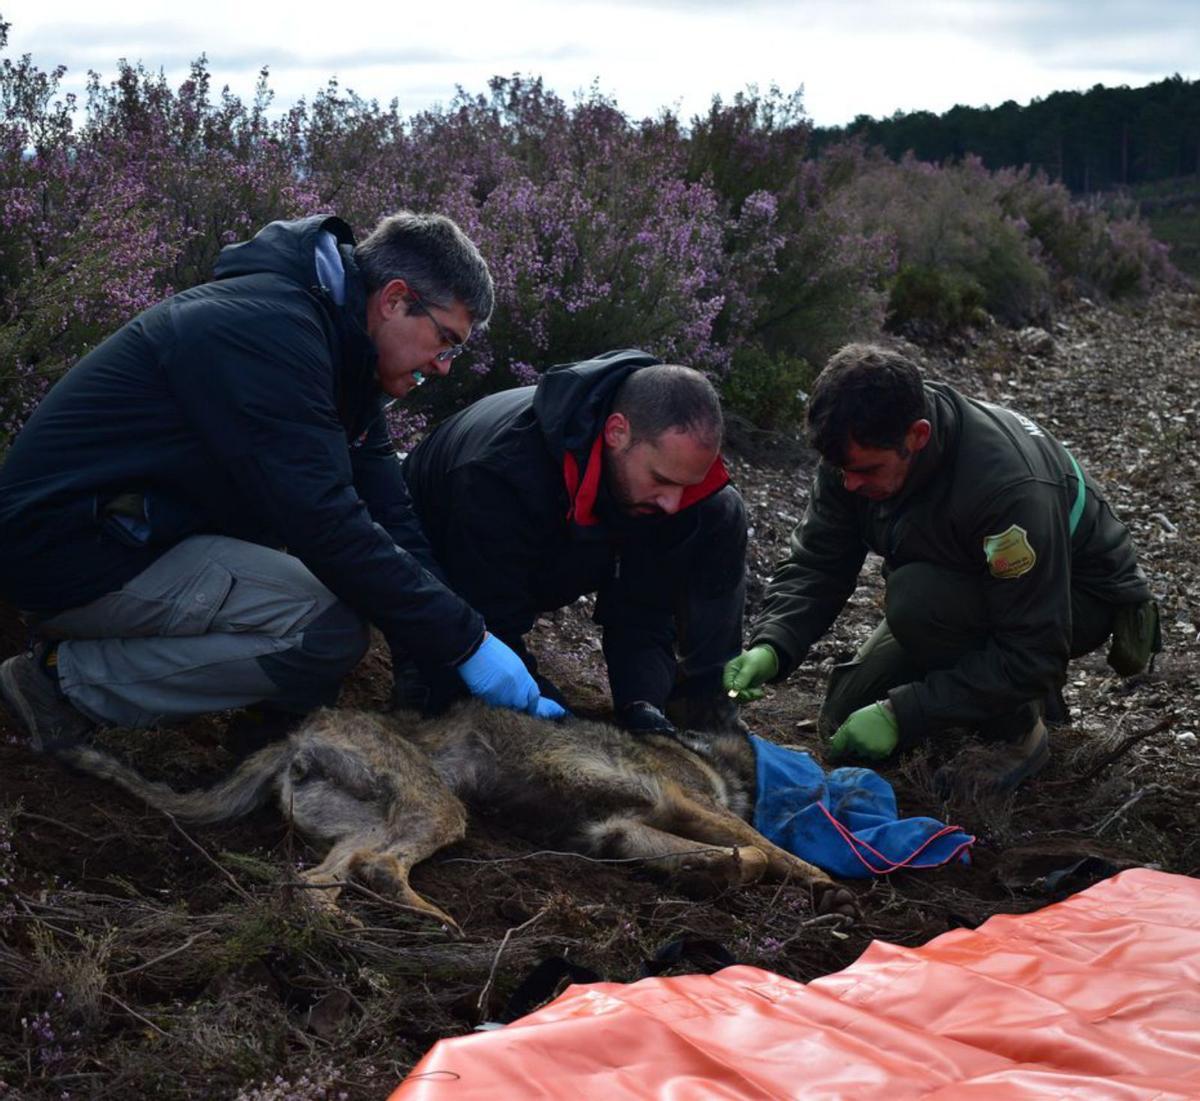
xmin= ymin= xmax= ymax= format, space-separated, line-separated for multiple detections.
xmin=750 ymin=735 xmax=974 ymax=879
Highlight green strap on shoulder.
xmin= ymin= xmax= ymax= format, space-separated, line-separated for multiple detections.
xmin=1066 ymin=451 xmax=1086 ymax=536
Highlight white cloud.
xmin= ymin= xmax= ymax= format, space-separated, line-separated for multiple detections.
xmin=1 ymin=0 xmax=1195 ymax=126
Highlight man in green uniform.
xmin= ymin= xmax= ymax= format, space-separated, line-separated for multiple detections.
xmin=724 ymin=344 xmax=1158 ymax=792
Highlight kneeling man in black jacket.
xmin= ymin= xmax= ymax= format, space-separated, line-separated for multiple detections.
xmin=402 ymin=350 xmax=748 ymax=736
xmin=0 ymin=212 xmax=564 ymax=751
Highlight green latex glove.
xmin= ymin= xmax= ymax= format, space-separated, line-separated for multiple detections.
xmin=827 ymin=702 xmax=899 ymax=763
xmin=722 ymin=645 xmax=779 ymax=702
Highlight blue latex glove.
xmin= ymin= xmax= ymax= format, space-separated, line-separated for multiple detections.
xmin=457 ymin=634 xmax=568 ymax=720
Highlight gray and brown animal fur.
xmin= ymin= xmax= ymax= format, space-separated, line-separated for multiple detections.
xmin=60 ymin=703 xmax=854 ymax=928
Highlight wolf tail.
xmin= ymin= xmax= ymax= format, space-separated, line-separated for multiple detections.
xmin=58 ymin=741 xmax=294 ymax=825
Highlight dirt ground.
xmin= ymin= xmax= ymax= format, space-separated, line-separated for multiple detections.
xmin=1 ymin=292 xmax=1198 ymax=1100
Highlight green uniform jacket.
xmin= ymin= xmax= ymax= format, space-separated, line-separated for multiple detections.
xmin=750 ymin=382 xmax=1151 ymax=737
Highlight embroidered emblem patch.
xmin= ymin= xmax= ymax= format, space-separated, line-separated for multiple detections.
xmin=983 ymin=524 xmax=1037 ymax=579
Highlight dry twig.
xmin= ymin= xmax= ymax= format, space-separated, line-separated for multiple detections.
xmin=17 ymin=810 xmax=125 ymax=843
xmin=110 ymin=931 xmax=214 ymax=978
xmin=476 ymin=907 xmax=549 ymax=1017
xmin=1043 ymin=715 xmax=1175 ymax=787
xmin=1092 ymin=784 xmax=1164 ymax=837
xmin=167 ymin=814 xmax=254 ymax=903
xmin=102 ymin=991 xmax=168 ymax=1036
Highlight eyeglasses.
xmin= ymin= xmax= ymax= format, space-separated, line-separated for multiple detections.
xmin=407 ymin=288 xmax=467 ymax=363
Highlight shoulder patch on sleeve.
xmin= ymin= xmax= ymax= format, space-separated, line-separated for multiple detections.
xmin=983 ymin=523 xmax=1037 ymax=579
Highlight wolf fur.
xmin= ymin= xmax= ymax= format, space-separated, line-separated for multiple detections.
xmin=59 ymin=702 xmax=854 ymax=927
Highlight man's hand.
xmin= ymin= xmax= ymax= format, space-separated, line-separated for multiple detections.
xmin=531 ymin=694 xmax=569 ymax=719
xmin=722 ymin=645 xmax=779 ymax=701
xmin=458 ymin=634 xmax=569 ymax=720
xmin=827 ymin=702 xmax=899 ymax=763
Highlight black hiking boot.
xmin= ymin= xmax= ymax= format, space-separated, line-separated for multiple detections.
xmin=1043 ymin=685 xmax=1070 ymax=728
xmin=0 ymin=646 xmax=95 ymax=753
xmin=934 ymin=716 xmax=1050 ymax=799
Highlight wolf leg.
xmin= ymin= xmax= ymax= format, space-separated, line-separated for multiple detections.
xmin=350 ymin=793 xmax=468 ymax=934
xmin=347 ymin=849 xmax=463 ymax=933
xmin=650 ymin=788 xmax=858 ymax=917
xmin=283 ymin=715 xmax=469 ymax=930
xmin=298 ymin=836 xmax=365 ymax=916
xmin=293 ymin=796 xmax=466 ymax=931
xmin=296 ymin=831 xmax=461 ymax=932
xmin=583 ymin=814 xmax=768 ymax=894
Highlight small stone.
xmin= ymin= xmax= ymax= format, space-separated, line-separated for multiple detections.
xmin=1017 ymin=327 xmax=1056 ymax=357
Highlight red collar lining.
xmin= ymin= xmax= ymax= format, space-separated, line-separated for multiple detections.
xmin=563 ymin=436 xmax=729 ymax=527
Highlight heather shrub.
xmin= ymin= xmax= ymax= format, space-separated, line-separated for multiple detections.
xmin=835 ymin=152 xmax=1051 ymax=330
xmin=711 ymin=144 xmax=893 ymax=374
xmin=720 ymin=343 xmax=813 ymax=431
xmin=760 ymin=154 xmax=894 ymax=363
xmin=296 ymin=78 xmax=412 ymax=230
xmin=1 ymin=35 xmax=322 ymax=446
xmin=1097 ymin=216 xmax=1177 ymax=296
xmin=887 ymin=264 xmax=987 ymax=335
xmin=473 ymin=149 xmax=727 ymax=369
xmin=79 ymin=60 xmax=324 ymax=290
xmin=386 ymin=80 xmax=731 ymax=421
xmin=992 ymin=167 xmax=1179 ymax=301
xmin=0 ymin=22 xmax=1182 ymax=452
xmin=685 ymin=85 xmax=810 ymax=213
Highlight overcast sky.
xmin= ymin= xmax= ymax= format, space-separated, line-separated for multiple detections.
xmin=2 ymin=0 xmax=1196 ymax=128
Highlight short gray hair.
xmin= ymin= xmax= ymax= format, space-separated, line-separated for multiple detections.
xmin=612 ymin=364 xmax=723 ymax=451
xmin=354 ymin=211 xmax=495 ymax=325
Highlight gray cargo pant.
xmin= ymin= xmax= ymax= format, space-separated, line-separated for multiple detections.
xmin=817 ymin=561 xmax=1118 ymax=741
xmin=35 ymin=535 xmax=370 ymax=728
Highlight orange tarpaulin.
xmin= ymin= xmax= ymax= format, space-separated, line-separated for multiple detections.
xmin=390 ymin=868 xmax=1200 ymax=1099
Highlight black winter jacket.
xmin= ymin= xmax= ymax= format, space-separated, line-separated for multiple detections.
xmin=0 ymin=215 xmax=483 ymax=666
xmin=402 ymin=350 xmax=730 ymax=705
xmin=750 ymin=382 xmax=1151 ymax=736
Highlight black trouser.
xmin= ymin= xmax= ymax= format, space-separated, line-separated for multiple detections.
xmin=817 ymin=562 xmax=1118 ymax=741
xmin=598 ymin=485 xmax=747 ymax=714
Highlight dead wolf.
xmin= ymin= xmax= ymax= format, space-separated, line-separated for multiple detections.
xmin=59 ymin=703 xmax=856 ymax=927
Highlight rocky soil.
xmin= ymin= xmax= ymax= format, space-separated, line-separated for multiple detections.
xmin=0 ymin=291 xmax=1198 ymax=1099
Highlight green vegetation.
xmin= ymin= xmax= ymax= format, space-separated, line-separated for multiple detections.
xmin=813 ymin=75 xmax=1200 ymax=193
xmin=0 ymin=25 xmax=1185 ymax=445
xmin=1132 ymin=180 xmax=1200 ymax=278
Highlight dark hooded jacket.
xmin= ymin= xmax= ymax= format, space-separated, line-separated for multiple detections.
xmin=402 ymin=349 xmax=732 ymax=707
xmin=0 ymin=215 xmax=483 ymax=666
xmin=750 ymin=381 xmax=1151 ymax=736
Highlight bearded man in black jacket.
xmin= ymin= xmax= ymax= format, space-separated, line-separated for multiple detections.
xmin=401 ymin=351 xmax=748 ymax=736
xmin=0 ymin=212 xmax=564 ymax=751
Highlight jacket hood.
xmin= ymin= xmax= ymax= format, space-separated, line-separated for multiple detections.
xmin=533 ymin=349 xmax=729 ymax=527
xmin=213 ymin=214 xmax=357 ymax=288
xmin=214 ymin=214 xmax=378 ymax=427
xmin=533 ymin=349 xmax=661 ymax=461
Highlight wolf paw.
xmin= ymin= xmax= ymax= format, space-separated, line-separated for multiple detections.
xmin=812 ymin=880 xmax=858 ymax=920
